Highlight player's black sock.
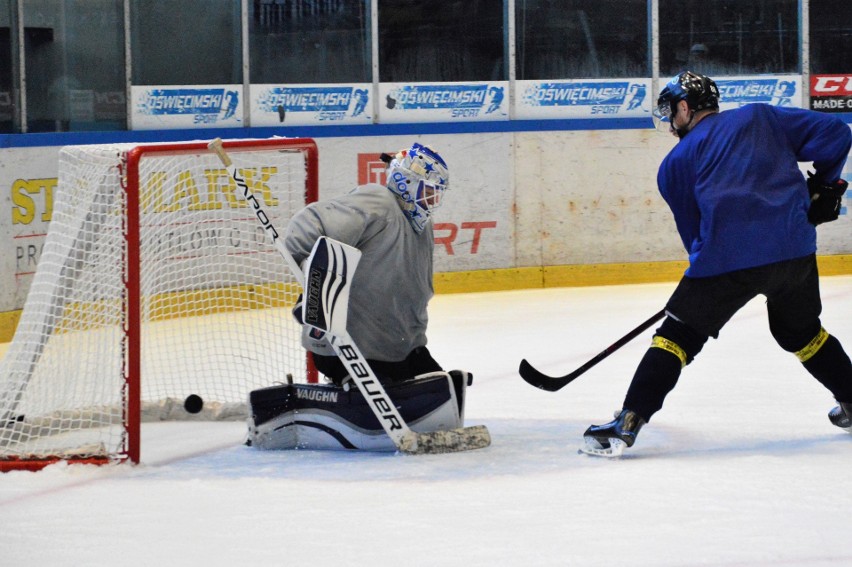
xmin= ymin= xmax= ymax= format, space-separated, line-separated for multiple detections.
xmin=802 ymin=335 xmax=852 ymax=403
xmin=623 ymin=347 xmax=683 ymax=422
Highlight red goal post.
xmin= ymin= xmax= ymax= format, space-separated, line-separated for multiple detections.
xmin=0 ymin=137 xmax=318 ymax=471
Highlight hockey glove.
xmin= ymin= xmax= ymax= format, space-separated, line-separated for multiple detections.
xmin=807 ymin=172 xmax=848 ymax=226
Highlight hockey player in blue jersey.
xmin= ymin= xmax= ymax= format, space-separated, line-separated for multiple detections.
xmin=581 ymin=71 xmax=852 ymax=457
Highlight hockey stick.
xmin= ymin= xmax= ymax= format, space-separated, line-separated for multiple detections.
xmin=519 ymin=308 xmax=666 ymax=392
xmin=208 ymin=138 xmax=490 ymax=454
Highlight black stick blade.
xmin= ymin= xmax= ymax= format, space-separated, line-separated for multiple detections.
xmin=518 ymin=359 xmax=580 ymax=392
xmin=518 ymin=309 xmax=666 ymax=394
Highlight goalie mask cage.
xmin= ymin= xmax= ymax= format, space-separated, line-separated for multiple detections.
xmin=0 ymin=138 xmax=318 ymax=471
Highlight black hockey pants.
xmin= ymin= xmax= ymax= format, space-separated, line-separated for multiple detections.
xmin=624 ymin=254 xmax=852 ymax=421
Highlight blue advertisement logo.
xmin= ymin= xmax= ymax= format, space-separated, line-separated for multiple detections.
xmin=524 ymin=82 xmax=626 ymax=106
xmin=626 ymin=84 xmax=646 ymax=110
xmin=485 ymin=86 xmax=504 ymax=114
xmin=383 ymin=84 xmax=508 ymax=119
xmin=523 ymin=81 xmax=646 ymax=115
xmin=136 ymin=88 xmax=239 ymax=124
xmin=387 ymin=84 xmax=487 ymax=110
xmin=383 ymin=84 xmax=507 ymax=119
xmin=257 ymin=86 xmax=369 ymax=121
xmin=717 ymin=79 xmax=797 ymax=106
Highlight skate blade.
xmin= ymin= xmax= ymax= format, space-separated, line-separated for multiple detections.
xmin=579 ymin=437 xmax=625 ymax=458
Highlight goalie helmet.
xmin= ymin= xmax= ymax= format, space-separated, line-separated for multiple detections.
xmin=385 ymin=143 xmax=449 ymax=234
xmin=653 ymin=71 xmax=720 ymax=136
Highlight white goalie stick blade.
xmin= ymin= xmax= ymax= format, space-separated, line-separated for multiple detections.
xmin=578 ymin=436 xmax=626 ymax=458
xmin=400 ymin=425 xmax=491 ymax=455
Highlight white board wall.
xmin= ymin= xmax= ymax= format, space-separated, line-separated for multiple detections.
xmin=1 ymin=128 xmax=850 ymax=312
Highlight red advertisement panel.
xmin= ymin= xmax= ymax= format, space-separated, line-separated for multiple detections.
xmin=810 ymin=74 xmax=852 ymax=112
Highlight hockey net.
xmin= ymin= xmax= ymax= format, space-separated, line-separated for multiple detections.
xmin=0 ymin=138 xmax=318 ymax=471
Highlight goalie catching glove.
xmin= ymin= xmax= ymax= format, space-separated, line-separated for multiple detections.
xmin=807 ymin=172 xmax=848 ymax=226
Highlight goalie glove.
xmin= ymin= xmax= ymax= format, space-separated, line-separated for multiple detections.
xmin=807 ymin=172 xmax=848 ymax=226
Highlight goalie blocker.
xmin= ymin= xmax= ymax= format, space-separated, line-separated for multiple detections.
xmin=247 ymin=370 xmax=475 ymax=451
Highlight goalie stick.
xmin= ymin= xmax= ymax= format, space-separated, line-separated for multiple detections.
xmin=519 ymin=308 xmax=666 ymax=392
xmin=208 ymin=138 xmax=490 ymax=454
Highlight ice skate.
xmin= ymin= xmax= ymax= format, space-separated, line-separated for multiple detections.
xmin=828 ymin=401 xmax=852 ymax=433
xmin=580 ymin=409 xmax=645 ymax=457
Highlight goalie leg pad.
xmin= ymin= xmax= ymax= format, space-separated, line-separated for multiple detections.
xmin=247 ymin=371 xmax=470 ymax=451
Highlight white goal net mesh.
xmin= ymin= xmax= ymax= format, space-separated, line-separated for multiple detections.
xmin=0 ymin=139 xmax=314 ymax=467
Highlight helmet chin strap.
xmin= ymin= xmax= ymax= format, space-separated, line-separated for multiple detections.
xmin=673 ymin=109 xmax=696 ymax=139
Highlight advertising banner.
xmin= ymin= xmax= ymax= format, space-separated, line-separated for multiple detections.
xmin=716 ymin=75 xmax=802 ymax=110
xmin=131 ymin=85 xmax=243 ymax=129
xmin=654 ymin=75 xmax=802 ymax=110
xmin=714 ymin=75 xmax=801 ymax=109
xmin=250 ymin=84 xmax=373 ymax=126
xmin=810 ymin=74 xmax=852 ymax=113
xmin=514 ymin=79 xmax=652 ymax=119
xmin=378 ymin=82 xmax=509 ymax=123
xmin=1 ymin=147 xmax=61 ymax=311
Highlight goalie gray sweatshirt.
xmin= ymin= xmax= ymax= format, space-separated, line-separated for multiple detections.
xmin=284 ymin=183 xmax=434 ymax=362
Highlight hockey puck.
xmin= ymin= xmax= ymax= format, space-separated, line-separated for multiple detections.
xmin=184 ymin=394 xmax=204 ymax=414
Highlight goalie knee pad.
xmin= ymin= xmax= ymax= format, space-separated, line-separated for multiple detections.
xmin=651 ymin=316 xmax=707 ymax=366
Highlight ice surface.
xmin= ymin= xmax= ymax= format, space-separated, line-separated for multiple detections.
xmin=2 ymin=277 xmax=851 ymax=566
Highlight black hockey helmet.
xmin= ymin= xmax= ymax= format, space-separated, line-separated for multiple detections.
xmin=656 ymin=71 xmax=720 ymax=118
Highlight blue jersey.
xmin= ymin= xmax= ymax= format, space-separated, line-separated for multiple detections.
xmin=657 ymin=104 xmax=851 ymax=277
